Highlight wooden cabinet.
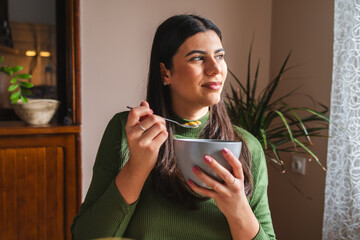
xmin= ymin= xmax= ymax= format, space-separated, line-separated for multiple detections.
xmin=0 ymin=123 xmax=80 ymax=240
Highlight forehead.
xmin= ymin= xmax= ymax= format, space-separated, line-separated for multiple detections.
xmin=178 ymin=30 xmax=223 ymax=54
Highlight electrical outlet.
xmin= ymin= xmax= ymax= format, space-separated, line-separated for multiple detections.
xmin=292 ymin=155 xmax=306 ymax=175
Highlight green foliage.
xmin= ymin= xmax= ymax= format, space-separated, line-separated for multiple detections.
xmin=225 ymin=48 xmax=329 ymax=172
xmin=0 ymin=56 xmax=33 ymax=103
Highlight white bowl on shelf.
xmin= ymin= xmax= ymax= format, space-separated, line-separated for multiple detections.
xmin=13 ymin=99 xmax=60 ymax=126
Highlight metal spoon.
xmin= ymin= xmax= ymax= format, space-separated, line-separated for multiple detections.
xmin=126 ymin=106 xmax=200 ymax=129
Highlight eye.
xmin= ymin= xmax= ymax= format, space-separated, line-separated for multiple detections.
xmin=216 ymin=53 xmax=225 ymax=60
xmin=190 ymin=56 xmax=204 ymax=61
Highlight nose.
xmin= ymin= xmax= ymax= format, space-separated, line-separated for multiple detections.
xmin=205 ymin=58 xmax=221 ymax=76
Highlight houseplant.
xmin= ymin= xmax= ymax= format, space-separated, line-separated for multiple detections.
xmin=225 ymin=48 xmax=329 ymax=173
xmin=0 ymin=56 xmax=60 ymax=125
xmin=0 ymin=56 xmax=33 ymax=103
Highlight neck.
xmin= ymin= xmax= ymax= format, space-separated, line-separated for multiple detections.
xmin=171 ymin=104 xmax=209 ymax=120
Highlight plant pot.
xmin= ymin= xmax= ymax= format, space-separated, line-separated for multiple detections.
xmin=13 ymin=99 xmax=60 ymax=126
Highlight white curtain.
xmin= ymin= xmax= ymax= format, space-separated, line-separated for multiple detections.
xmin=323 ymin=0 xmax=360 ymax=239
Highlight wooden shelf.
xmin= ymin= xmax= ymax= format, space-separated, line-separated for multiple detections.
xmin=0 ymin=121 xmax=80 ymax=136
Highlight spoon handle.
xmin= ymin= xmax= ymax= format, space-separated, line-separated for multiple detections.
xmin=126 ymin=106 xmax=197 ymax=128
xmin=162 ymin=117 xmax=188 ymax=127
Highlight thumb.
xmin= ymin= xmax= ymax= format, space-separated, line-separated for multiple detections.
xmin=139 ymin=100 xmax=152 ymax=122
xmin=140 ymin=100 xmax=150 ymax=108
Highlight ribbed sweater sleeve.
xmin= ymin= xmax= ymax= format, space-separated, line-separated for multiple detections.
xmin=234 ymin=126 xmax=276 ymax=240
xmin=71 ymin=112 xmax=136 ymax=240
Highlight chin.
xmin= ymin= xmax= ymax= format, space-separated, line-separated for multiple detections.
xmin=202 ymin=95 xmax=221 ymax=107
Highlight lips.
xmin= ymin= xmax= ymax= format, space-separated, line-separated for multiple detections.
xmin=201 ymin=81 xmax=222 ymax=90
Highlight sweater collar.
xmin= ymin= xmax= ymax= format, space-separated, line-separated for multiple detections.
xmin=170 ymin=110 xmax=210 ymax=138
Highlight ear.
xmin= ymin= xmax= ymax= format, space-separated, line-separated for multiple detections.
xmin=160 ymin=62 xmax=171 ymax=86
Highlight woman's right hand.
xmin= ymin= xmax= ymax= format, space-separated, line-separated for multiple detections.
xmin=125 ymin=100 xmax=168 ymax=174
xmin=116 ymin=100 xmax=168 ymax=204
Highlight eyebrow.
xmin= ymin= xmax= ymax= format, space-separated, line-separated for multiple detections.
xmin=185 ymin=48 xmax=225 ymax=57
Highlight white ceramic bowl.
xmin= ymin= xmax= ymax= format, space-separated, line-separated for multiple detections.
xmin=173 ymin=138 xmax=242 ymax=187
xmin=13 ymin=99 xmax=60 ymax=125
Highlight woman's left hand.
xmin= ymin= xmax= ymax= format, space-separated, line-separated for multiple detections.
xmin=187 ymin=148 xmax=247 ymax=219
xmin=187 ymin=148 xmax=259 ymax=239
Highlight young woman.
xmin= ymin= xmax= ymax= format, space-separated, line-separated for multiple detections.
xmin=71 ymin=14 xmax=276 ymax=240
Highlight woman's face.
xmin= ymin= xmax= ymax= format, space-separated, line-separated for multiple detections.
xmin=162 ymin=30 xmax=227 ymax=118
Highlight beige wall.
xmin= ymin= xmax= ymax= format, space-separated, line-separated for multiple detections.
xmin=80 ymin=0 xmax=272 ymax=199
xmin=268 ymin=1 xmax=334 ymax=239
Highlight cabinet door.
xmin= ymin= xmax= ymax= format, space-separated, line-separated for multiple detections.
xmin=0 ymin=146 xmax=65 ymax=240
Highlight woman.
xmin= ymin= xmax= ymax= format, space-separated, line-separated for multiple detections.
xmin=72 ymin=14 xmax=276 ymax=240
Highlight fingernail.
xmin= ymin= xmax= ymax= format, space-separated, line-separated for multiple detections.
xmin=187 ymin=179 xmax=193 ymax=185
xmin=192 ymin=166 xmax=200 ymax=174
xmin=223 ymin=148 xmax=230 ymax=155
xmin=204 ymin=155 xmax=212 ymax=163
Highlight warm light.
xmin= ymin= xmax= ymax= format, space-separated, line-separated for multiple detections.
xmin=39 ymin=51 xmax=51 ymax=57
xmin=25 ymin=50 xmax=36 ymax=56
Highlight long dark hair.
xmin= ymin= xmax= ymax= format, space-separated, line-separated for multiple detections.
xmin=147 ymin=14 xmax=252 ymax=209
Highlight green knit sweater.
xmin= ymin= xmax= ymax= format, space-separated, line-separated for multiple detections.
xmin=71 ymin=111 xmax=276 ymax=240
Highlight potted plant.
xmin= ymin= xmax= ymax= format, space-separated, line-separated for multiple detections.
xmin=225 ymin=48 xmax=329 ymax=173
xmin=0 ymin=56 xmax=60 ymax=125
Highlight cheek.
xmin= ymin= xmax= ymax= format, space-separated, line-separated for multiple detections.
xmin=173 ymin=64 xmax=198 ymax=77
xmin=222 ymin=62 xmax=228 ymax=78
xmin=185 ymin=66 xmax=202 ymax=78
xmin=178 ymin=67 xmax=202 ymax=85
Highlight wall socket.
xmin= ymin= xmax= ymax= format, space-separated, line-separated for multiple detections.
xmin=292 ymin=155 xmax=306 ymax=175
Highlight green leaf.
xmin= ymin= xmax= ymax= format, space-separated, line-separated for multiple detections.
xmin=293 ymin=138 xmax=326 ymax=171
xmin=284 ymin=104 xmax=312 ymax=143
xmin=2 ymin=66 xmax=14 ymax=76
xmin=10 ymin=91 xmax=21 ymax=100
xmin=246 ymin=45 xmax=252 ymax=108
xmin=251 ymin=60 xmax=260 ymax=100
xmin=11 ymin=96 xmax=20 ymax=104
xmin=8 ymin=84 xmax=19 ymax=92
xmin=266 ymin=155 xmax=283 ymax=167
xmin=268 ymin=141 xmax=285 ymax=173
xmin=274 ymin=110 xmax=295 ymax=146
xmin=12 ymin=65 xmax=23 ymax=72
xmin=0 ymin=56 xmax=4 ymax=64
xmin=297 ymin=107 xmax=330 ymax=122
xmin=19 ymin=81 xmax=34 ymax=88
xmin=16 ymin=73 xmax=32 ymax=79
xmin=20 ymin=96 xmax=28 ymax=103
xmin=260 ymin=128 xmax=268 ymax=149
xmin=10 ymin=78 xmax=17 ymax=84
